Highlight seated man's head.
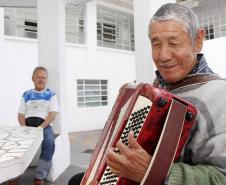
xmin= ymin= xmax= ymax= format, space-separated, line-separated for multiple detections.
xmin=149 ymin=3 xmax=205 ymax=83
xmin=32 ymin=66 xmax=48 ymax=91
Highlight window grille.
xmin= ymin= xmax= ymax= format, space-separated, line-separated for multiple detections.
xmin=4 ymin=6 xmax=86 ymax=44
xmin=77 ymin=79 xmax=108 ymax=108
xmin=197 ymin=9 xmax=226 ymax=40
xmin=65 ymin=4 xmax=86 ymax=44
xmin=179 ymin=0 xmax=226 ymax=40
xmin=24 ymin=20 xmax=37 ymax=33
xmin=97 ymin=4 xmax=134 ymax=51
xmin=204 ymin=25 xmax=214 ymax=40
xmin=4 ymin=8 xmax=37 ymax=39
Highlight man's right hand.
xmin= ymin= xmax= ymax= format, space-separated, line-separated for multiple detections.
xmin=106 ymin=131 xmax=152 ymax=182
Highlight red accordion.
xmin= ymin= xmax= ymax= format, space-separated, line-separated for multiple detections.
xmin=81 ymin=83 xmax=197 ymax=185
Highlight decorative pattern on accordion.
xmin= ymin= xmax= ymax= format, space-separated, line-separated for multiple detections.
xmin=99 ymin=96 xmax=152 ymax=185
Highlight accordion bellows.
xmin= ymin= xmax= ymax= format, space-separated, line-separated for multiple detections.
xmin=81 ymin=83 xmax=197 ymax=185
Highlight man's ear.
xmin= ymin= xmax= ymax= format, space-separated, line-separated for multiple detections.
xmin=194 ymin=28 xmax=205 ymax=53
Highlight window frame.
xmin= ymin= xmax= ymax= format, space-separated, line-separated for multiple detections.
xmin=77 ymin=79 xmax=108 ymax=108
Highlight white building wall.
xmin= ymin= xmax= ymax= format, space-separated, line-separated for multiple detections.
xmin=1 ymin=36 xmax=226 ymax=132
xmin=0 ymin=8 xmax=4 ymax=63
xmin=202 ymin=37 xmax=226 ymax=78
xmin=66 ymin=44 xmax=135 ymax=131
xmin=0 ymin=37 xmax=135 ymax=132
xmin=0 ymin=37 xmax=37 ymax=126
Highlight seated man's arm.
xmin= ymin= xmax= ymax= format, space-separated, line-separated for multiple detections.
xmin=39 ymin=111 xmax=57 ymax=128
xmin=18 ymin=113 xmax=26 ymax=126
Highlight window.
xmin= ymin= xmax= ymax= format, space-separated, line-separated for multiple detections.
xmin=97 ymin=4 xmax=135 ymax=51
xmin=4 ymin=8 xmax=37 ymax=39
xmin=24 ymin=19 xmax=37 ymax=38
xmin=97 ymin=22 xmax=116 ymax=43
xmin=180 ymin=0 xmax=226 ymax=40
xmin=77 ymin=79 xmax=108 ymax=108
xmin=4 ymin=5 xmax=86 ymax=43
xmin=103 ymin=22 xmax=116 ymax=42
xmin=65 ymin=3 xmax=86 ymax=44
xmin=204 ymin=25 xmax=214 ymax=40
xmin=24 ymin=20 xmax=37 ymax=33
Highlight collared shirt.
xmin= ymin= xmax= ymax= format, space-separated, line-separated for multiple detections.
xmin=155 ymin=54 xmax=214 ymax=89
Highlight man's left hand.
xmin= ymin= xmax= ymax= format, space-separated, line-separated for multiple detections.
xmin=106 ymin=131 xmax=152 ymax=182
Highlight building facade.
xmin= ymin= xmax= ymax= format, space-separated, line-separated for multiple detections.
xmin=0 ymin=0 xmax=136 ymax=132
xmin=0 ymin=0 xmax=226 ymax=132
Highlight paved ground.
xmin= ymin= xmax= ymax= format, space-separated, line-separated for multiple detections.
xmin=0 ymin=130 xmax=102 ymax=185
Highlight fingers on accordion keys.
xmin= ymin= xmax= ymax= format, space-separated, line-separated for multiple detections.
xmin=128 ymin=131 xmax=135 ymax=148
xmin=109 ymin=167 xmax=120 ymax=177
xmin=113 ymin=147 xmax=120 ymax=154
xmin=128 ymin=130 xmax=134 ymax=137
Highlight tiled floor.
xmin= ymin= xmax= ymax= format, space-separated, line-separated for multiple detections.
xmin=0 ymin=130 xmax=102 ymax=185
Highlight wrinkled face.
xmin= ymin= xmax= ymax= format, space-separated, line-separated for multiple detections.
xmin=149 ymin=20 xmax=202 ymax=83
xmin=32 ymin=69 xmax=48 ymax=91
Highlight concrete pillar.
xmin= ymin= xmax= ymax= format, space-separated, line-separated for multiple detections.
xmin=0 ymin=8 xmax=4 ymax=64
xmin=86 ymin=0 xmax=97 ymax=67
xmin=133 ymin=0 xmax=176 ymax=83
xmin=37 ymin=0 xmax=70 ymax=181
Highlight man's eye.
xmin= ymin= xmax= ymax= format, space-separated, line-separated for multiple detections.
xmin=169 ymin=43 xmax=178 ymax=47
xmin=152 ymin=43 xmax=161 ymax=47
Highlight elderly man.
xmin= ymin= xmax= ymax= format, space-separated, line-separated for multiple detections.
xmin=107 ymin=3 xmax=226 ymax=185
xmin=68 ymin=3 xmax=226 ymax=185
xmin=9 ymin=66 xmax=59 ymax=185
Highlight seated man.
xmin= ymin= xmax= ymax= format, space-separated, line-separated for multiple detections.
xmin=9 ymin=66 xmax=59 ymax=185
xmin=69 ymin=3 xmax=226 ymax=185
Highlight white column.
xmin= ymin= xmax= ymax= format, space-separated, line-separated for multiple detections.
xmin=86 ymin=0 xmax=97 ymax=67
xmin=37 ymin=0 xmax=70 ymax=181
xmin=0 ymin=8 xmax=4 ymax=64
xmin=133 ymin=0 xmax=175 ymax=83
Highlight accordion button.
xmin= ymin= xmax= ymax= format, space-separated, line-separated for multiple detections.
xmin=157 ymin=98 xmax=168 ymax=107
xmin=185 ymin=112 xmax=194 ymax=121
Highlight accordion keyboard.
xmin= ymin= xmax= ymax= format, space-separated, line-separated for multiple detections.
xmin=121 ymin=105 xmax=151 ymax=145
xmin=99 ymin=96 xmax=152 ymax=185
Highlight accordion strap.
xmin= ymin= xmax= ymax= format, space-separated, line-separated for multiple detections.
xmin=142 ymin=99 xmax=187 ymax=185
xmin=154 ymin=73 xmax=223 ymax=91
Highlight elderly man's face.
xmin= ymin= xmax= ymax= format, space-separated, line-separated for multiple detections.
xmin=149 ymin=20 xmax=202 ymax=83
xmin=32 ymin=69 xmax=48 ymax=91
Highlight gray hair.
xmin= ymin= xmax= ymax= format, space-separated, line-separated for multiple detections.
xmin=149 ymin=3 xmax=200 ymax=43
xmin=32 ymin=66 xmax=48 ymax=76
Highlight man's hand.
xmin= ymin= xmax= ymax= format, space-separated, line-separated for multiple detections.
xmin=39 ymin=111 xmax=57 ymax=128
xmin=106 ymin=131 xmax=152 ymax=182
xmin=18 ymin=113 xmax=26 ymax=126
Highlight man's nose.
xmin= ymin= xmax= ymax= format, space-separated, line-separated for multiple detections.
xmin=159 ymin=46 xmax=172 ymax=62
